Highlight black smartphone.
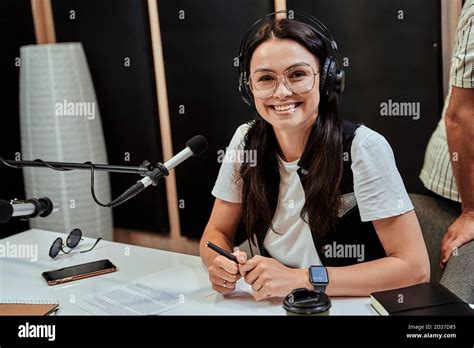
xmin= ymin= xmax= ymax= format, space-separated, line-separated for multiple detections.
xmin=42 ymin=259 xmax=118 ymax=285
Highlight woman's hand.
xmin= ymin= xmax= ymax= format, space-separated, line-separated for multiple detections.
xmin=239 ymin=255 xmax=308 ymax=301
xmin=208 ymin=250 xmax=247 ymax=294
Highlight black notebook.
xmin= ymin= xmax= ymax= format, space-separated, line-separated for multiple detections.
xmin=370 ymin=282 xmax=473 ymax=316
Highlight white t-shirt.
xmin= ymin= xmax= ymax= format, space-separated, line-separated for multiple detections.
xmin=211 ymin=123 xmax=413 ymax=269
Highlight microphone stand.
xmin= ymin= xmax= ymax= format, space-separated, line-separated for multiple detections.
xmin=0 ymin=157 xmax=165 ymax=208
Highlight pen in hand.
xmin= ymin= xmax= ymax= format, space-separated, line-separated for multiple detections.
xmin=206 ymin=241 xmax=239 ymax=263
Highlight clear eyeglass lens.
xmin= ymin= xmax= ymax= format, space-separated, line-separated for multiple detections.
xmin=251 ymin=66 xmax=315 ymax=98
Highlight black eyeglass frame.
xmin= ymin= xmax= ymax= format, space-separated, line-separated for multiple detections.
xmin=49 ymin=228 xmax=102 ymax=259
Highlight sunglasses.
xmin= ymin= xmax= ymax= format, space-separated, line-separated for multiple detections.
xmin=49 ymin=228 xmax=102 ymax=259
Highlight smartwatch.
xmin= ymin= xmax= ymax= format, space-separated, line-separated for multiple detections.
xmin=308 ymin=265 xmax=329 ymax=292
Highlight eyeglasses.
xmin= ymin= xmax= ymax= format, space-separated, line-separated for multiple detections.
xmin=49 ymin=228 xmax=102 ymax=259
xmin=249 ymin=63 xmax=319 ymax=99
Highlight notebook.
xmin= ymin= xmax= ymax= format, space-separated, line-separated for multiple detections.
xmin=370 ymin=282 xmax=474 ymax=316
xmin=0 ymin=300 xmax=59 ymax=316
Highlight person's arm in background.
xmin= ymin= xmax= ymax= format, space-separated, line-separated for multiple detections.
xmin=440 ymin=3 xmax=474 ymax=266
xmin=441 ymin=86 xmax=474 ymax=266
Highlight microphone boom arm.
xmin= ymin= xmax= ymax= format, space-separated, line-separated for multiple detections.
xmin=0 ymin=158 xmax=153 ymax=175
xmin=0 ymin=157 xmax=162 ymax=208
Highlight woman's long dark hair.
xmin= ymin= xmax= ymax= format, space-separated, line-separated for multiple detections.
xmin=239 ymin=18 xmax=343 ymax=245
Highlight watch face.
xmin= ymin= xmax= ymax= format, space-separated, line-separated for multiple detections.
xmin=310 ymin=267 xmax=328 ymax=283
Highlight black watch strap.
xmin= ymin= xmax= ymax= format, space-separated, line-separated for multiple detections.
xmin=313 ymin=284 xmax=327 ymax=292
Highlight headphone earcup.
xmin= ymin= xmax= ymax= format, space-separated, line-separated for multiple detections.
xmin=320 ymin=58 xmax=332 ymax=100
xmin=335 ymin=69 xmax=345 ymax=94
xmin=326 ymin=59 xmax=337 ymax=101
xmin=322 ymin=58 xmax=340 ymax=101
xmin=239 ymin=71 xmax=255 ymax=109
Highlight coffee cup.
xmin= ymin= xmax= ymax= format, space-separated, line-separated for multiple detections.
xmin=283 ymin=288 xmax=331 ymax=315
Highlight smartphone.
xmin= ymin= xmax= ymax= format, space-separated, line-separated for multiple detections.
xmin=42 ymin=259 xmax=118 ymax=285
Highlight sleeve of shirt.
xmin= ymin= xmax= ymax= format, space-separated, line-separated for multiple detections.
xmin=351 ymin=128 xmax=414 ymax=222
xmin=451 ymin=10 xmax=474 ymax=88
xmin=211 ymin=124 xmax=249 ymax=203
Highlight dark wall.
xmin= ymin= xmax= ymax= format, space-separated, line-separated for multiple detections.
xmin=158 ymin=0 xmax=273 ymax=240
xmin=0 ymin=0 xmax=35 ymax=238
xmin=51 ymin=0 xmax=169 ymax=233
xmin=287 ymin=0 xmax=443 ymax=193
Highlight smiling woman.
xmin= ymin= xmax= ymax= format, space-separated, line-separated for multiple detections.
xmin=199 ymin=12 xmax=430 ymax=300
xmin=248 ymin=41 xmax=321 ymax=131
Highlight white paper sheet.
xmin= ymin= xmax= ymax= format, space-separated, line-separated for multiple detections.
xmin=75 ymin=281 xmax=182 ymax=315
xmin=73 ymin=266 xmax=207 ymax=315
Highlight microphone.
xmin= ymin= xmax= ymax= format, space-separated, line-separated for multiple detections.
xmin=0 ymin=197 xmax=60 ymax=224
xmin=108 ymin=135 xmax=208 ymax=207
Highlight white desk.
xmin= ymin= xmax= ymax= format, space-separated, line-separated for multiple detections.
xmin=0 ymin=229 xmax=377 ymax=315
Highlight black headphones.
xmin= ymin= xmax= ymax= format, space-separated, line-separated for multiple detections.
xmin=238 ymin=10 xmax=345 ymax=109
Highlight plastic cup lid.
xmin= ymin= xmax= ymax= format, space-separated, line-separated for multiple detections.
xmin=283 ymin=288 xmax=332 ymax=314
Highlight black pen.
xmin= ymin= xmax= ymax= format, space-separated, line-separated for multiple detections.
xmin=206 ymin=241 xmax=238 ymax=263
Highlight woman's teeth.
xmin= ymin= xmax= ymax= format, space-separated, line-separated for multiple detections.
xmin=274 ymin=103 xmax=295 ymax=111
xmin=272 ymin=103 xmax=300 ymax=113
